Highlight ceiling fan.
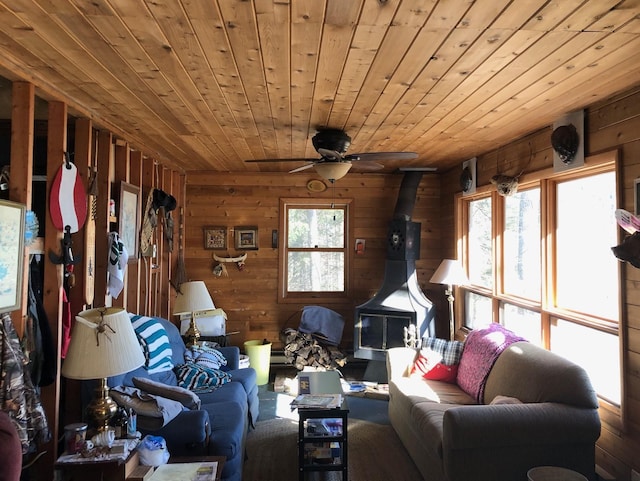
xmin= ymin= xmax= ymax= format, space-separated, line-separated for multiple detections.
xmin=245 ymin=129 xmax=418 ymax=182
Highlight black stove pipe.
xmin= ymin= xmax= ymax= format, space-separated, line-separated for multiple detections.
xmin=393 ymin=171 xmax=423 ymax=221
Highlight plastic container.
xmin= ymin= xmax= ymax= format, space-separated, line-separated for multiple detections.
xmin=239 ymin=354 xmax=250 ymax=369
xmin=244 ymin=340 xmax=272 ymax=385
xmin=527 ymin=467 xmax=588 ymax=481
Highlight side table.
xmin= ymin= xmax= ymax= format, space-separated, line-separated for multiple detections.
xmin=297 ymin=398 xmax=349 ymax=481
xmin=55 ymin=439 xmax=140 ymax=481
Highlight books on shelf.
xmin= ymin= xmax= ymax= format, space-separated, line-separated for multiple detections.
xmin=290 ymin=393 xmax=343 ymax=409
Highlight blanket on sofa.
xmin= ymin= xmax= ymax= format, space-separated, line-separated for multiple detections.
xmin=457 ymin=324 xmax=526 ymax=403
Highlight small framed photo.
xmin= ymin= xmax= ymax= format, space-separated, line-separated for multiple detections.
xmin=235 ymin=226 xmax=259 ymax=250
xmin=204 ymin=226 xmax=227 ymax=250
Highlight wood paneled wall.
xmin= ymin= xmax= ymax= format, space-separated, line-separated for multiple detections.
xmin=182 ymin=172 xmax=446 ymax=349
xmin=438 ymin=86 xmax=640 ymax=481
xmin=3 ymin=82 xmax=184 ymax=480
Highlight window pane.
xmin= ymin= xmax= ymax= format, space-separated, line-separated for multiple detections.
xmin=468 ymin=197 xmax=493 ymax=288
xmin=504 ymin=188 xmax=540 ymax=300
xmin=287 ymin=252 xmax=344 ymax=292
xmin=501 ymin=303 xmax=542 ymax=345
xmin=550 ymin=318 xmax=620 ymax=405
xmin=464 ymin=291 xmax=492 ymax=329
xmin=288 ymin=208 xmax=344 ymax=248
xmin=556 ymin=173 xmax=618 ymax=319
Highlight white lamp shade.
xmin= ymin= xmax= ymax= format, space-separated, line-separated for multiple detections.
xmin=173 ymin=280 xmax=215 ymax=315
xmin=429 ymin=259 xmax=469 ymax=286
xmin=61 ymin=307 xmax=145 ymax=380
xmin=314 ymin=162 xmax=352 ymax=181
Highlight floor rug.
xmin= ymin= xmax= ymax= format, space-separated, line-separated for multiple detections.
xmin=243 ymin=417 xmax=422 ymax=481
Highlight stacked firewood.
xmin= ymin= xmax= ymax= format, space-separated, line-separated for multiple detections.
xmin=281 ymin=328 xmax=347 ymax=370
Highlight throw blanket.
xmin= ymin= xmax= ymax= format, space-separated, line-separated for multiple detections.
xmin=457 ymin=323 xmax=527 ymax=403
xmin=299 ymin=306 xmax=344 ymax=346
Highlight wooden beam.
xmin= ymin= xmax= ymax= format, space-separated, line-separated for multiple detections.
xmin=112 ymin=143 xmax=129 ymax=309
xmin=9 ymin=81 xmax=34 ymax=337
xmin=94 ymin=130 xmax=112 ymax=307
xmin=40 ymin=100 xmax=67 ymax=479
xmin=141 ymin=157 xmax=156 ymax=315
xmin=127 ymin=150 xmax=143 ymax=314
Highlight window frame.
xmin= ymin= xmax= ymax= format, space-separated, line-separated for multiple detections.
xmin=278 ymin=197 xmax=353 ymax=304
xmin=456 ymin=150 xmax=625 ymax=429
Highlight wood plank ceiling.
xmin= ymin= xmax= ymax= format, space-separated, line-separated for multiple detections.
xmin=0 ymin=0 xmax=638 ymax=174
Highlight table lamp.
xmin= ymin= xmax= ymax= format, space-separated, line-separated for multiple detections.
xmin=61 ymin=307 xmax=145 ymax=432
xmin=173 ymin=280 xmax=216 ymax=346
xmin=429 ymin=259 xmax=470 ymax=341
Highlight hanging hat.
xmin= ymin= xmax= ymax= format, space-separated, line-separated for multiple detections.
xmin=152 ymin=189 xmax=177 ymax=212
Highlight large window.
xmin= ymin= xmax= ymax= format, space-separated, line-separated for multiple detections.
xmin=458 ymin=155 xmax=622 ymax=411
xmin=280 ymin=199 xmax=351 ymax=301
xmin=555 ymin=172 xmax=618 ymax=319
xmin=503 ymin=188 xmax=540 ymax=300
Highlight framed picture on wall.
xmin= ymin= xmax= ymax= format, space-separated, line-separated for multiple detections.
xmin=204 ymin=226 xmax=227 ymax=250
xmin=635 ymin=178 xmax=640 ymax=215
xmin=234 ymin=226 xmax=259 ymax=250
xmin=119 ymin=181 xmax=140 ymax=262
xmin=0 ymin=199 xmax=25 ymax=312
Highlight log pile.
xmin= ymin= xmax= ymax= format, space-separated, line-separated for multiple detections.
xmin=281 ymin=328 xmax=347 ymax=370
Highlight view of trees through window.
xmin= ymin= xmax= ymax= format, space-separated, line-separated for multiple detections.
xmin=286 ymin=206 xmax=346 ymax=293
xmin=460 ymin=164 xmax=621 ymax=407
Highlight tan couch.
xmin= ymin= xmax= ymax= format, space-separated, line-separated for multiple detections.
xmin=386 ymin=341 xmax=601 ymax=481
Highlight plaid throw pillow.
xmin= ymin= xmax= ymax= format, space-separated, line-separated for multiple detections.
xmin=421 ymin=337 xmax=464 ymax=366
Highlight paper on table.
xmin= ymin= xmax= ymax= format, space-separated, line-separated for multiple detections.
xmin=290 ymin=393 xmax=342 ymax=409
xmin=148 ymin=462 xmax=218 ymax=481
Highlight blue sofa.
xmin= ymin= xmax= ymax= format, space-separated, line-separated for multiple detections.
xmin=107 ymin=316 xmax=259 ymax=481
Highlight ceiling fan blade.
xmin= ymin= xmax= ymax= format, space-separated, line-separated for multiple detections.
xmin=350 ymin=161 xmax=384 ymax=172
xmin=346 ymin=152 xmax=418 ymax=162
xmin=245 ymin=157 xmax=319 ymax=163
xmin=289 ymin=163 xmax=316 ymax=174
xmin=317 ymin=148 xmax=344 ymax=162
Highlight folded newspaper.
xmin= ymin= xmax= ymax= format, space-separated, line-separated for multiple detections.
xmin=290 ymin=394 xmax=343 ymax=409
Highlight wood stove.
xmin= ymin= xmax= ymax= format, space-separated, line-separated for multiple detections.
xmin=354 ymin=172 xmax=435 ymax=365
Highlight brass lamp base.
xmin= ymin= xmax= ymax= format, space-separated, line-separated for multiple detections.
xmin=445 ymin=284 xmax=455 ymax=341
xmin=88 ymin=378 xmax=118 ymax=432
xmin=184 ymin=316 xmax=201 ymax=347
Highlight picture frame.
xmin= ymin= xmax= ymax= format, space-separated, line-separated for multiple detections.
xmin=204 ymin=226 xmax=227 ymax=250
xmin=118 ymin=181 xmax=140 ymax=262
xmin=235 ymin=226 xmax=259 ymax=250
xmin=0 ymin=199 xmax=25 ymax=312
xmin=635 ymin=178 xmax=640 ymax=215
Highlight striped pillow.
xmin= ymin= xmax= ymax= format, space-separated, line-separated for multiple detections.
xmin=129 ymin=314 xmax=174 ymax=374
xmin=175 ymin=363 xmax=231 ymax=393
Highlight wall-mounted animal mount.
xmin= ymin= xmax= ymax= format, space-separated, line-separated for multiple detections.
xmin=551 ymin=124 xmax=580 ymax=164
xmin=491 ymin=173 xmax=520 ymax=197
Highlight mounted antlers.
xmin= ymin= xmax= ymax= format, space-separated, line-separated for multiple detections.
xmin=212 ymin=253 xmax=248 ymax=277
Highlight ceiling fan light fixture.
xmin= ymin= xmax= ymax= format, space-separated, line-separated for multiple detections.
xmin=314 ymin=162 xmax=352 ymax=182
